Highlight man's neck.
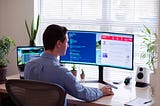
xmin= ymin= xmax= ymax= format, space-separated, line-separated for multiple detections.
xmin=45 ymin=50 xmax=58 ymax=57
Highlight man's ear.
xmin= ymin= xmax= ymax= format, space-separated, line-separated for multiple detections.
xmin=56 ymin=40 xmax=62 ymax=48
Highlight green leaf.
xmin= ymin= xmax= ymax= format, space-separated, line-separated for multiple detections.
xmin=141 ymin=25 xmax=157 ymax=71
xmin=144 ymin=25 xmax=151 ymax=35
xmin=81 ymin=69 xmax=85 ymax=75
xmin=0 ymin=36 xmax=16 ymax=67
xmin=36 ymin=15 xmax=40 ymax=34
xmin=25 ymin=20 xmax=31 ymax=39
xmin=31 ymin=20 xmax=34 ymax=41
xmin=25 ymin=15 xmax=40 ymax=46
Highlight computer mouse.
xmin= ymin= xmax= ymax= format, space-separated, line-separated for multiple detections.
xmin=124 ymin=77 xmax=132 ymax=85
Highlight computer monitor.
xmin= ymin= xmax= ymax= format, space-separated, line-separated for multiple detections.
xmin=60 ymin=30 xmax=134 ymax=69
xmin=60 ymin=30 xmax=134 ymax=86
xmin=17 ymin=46 xmax=44 ymax=69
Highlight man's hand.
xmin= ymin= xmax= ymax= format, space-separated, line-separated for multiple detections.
xmin=100 ymin=85 xmax=114 ymax=96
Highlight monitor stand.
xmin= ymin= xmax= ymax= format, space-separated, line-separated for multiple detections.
xmin=98 ymin=66 xmax=118 ymax=89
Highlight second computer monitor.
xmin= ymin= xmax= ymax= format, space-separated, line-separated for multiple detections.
xmin=17 ymin=46 xmax=44 ymax=68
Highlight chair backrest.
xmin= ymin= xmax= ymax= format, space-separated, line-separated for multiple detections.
xmin=5 ymin=79 xmax=66 ymax=106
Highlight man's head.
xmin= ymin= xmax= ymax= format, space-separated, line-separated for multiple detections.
xmin=43 ymin=24 xmax=68 ymax=56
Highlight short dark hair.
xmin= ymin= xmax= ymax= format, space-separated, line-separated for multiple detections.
xmin=43 ymin=24 xmax=67 ymax=50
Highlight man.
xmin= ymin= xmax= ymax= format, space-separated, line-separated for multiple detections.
xmin=24 ymin=24 xmax=114 ymax=102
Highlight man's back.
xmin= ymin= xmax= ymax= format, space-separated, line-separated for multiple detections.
xmin=24 ymin=52 xmax=103 ymax=102
xmin=24 ymin=53 xmax=67 ymax=85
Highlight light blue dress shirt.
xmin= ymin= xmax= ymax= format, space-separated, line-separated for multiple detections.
xmin=24 ymin=52 xmax=103 ymax=102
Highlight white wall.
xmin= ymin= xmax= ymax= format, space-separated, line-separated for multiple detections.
xmin=0 ymin=0 xmax=34 ymax=75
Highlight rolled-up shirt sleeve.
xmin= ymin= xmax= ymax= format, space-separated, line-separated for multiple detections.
xmin=62 ymin=68 xmax=103 ymax=102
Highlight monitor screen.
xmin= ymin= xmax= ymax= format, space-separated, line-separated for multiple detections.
xmin=60 ymin=30 xmax=134 ymax=70
xmin=17 ymin=46 xmax=44 ymax=67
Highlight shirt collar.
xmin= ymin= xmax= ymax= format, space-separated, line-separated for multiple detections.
xmin=41 ymin=52 xmax=59 ymax=65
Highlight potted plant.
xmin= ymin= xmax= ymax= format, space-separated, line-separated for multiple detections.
xmin=0 ymin=36 xmax=16 ymax=84
xmin=139 ymin=25 xmax=158 ymax=92
xmin=71 ymin=64 xmax=77 ymax=77
xmin=80 ymin=68 xmax=85 ymax=80
xmin=25 ymin=15 xmax=40 ymax=46
xmin=140 ymin=25 xmax=158 ymax=72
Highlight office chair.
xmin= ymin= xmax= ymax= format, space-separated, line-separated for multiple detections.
xmin=5 ymin=79 xmax=66 ymax=106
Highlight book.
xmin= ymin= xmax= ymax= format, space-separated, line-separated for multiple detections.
xmin=124 ymin=97 xmax=153 ymax=106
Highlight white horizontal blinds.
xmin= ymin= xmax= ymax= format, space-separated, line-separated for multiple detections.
xmin=39 ymin=0 xmax=159 ymax=31
xmin=39 ymin=0 xmax=158 ymax=32
xmin=133 ymin=0 xmax=159 ymax=68
xmin=108 ymin=0 xmax=158 ymax=32
xmin=40 ymin=0 xmax=102 ymax=26
xmin=40 ymin=0 xmax=101 ymax=20
xmin=37 ymin=0 xmax=159 ymax=73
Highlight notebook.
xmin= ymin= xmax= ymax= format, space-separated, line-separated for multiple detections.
xmin=124 ymin=97 xmax=153 ymax=106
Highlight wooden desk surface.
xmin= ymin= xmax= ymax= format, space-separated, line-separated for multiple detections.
xmin=67 ymin=82 xmax=152 ymax=106
xmin=0 ymin=74 xmax=152 ymax=106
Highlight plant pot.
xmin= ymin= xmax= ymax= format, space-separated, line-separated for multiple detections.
xmin=0 ymin=67 xmax=7 ymax=84
xmin=80 ymin=74 xmax=85 ymax=79
xmin=80 ymin=74 xmax=85 ymax=83
xmin=71 ymin=70 xmax=77 ymax=77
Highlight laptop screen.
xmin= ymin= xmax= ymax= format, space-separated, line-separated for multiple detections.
xmin=17 ymin=46 xmax=44 ymax=67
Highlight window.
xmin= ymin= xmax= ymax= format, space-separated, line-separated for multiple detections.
xmin=35 ymin=0 xmax=159 ymax=79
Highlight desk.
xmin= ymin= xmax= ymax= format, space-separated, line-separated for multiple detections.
xmin=0 ymin=74 xmax=152 ymax=106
